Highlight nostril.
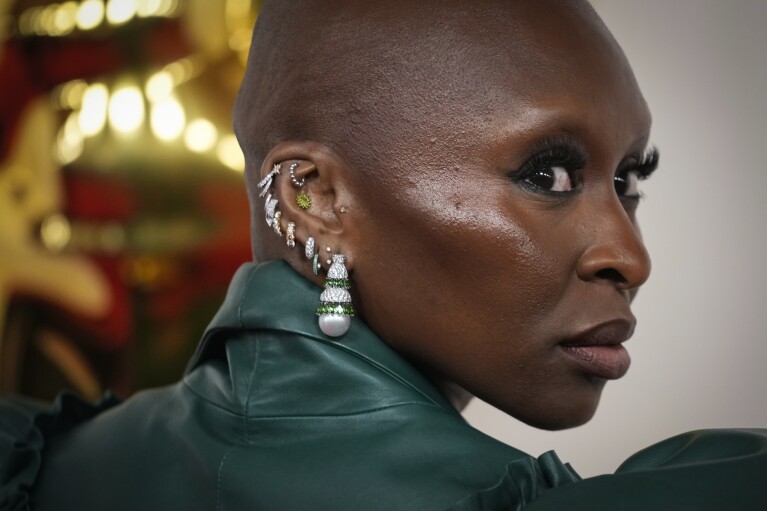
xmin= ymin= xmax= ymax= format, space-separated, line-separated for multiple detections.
xmin=595 ymin=268 xmax=626 ymax=284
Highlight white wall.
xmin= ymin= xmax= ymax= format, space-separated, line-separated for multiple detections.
xmin=463 ymin=0 xmax=767 ymax=477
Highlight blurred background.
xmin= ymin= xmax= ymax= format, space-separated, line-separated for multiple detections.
xmin=0 ymin=0 xmax=765 ymax=477
xmin=0 ymin=0 xmax=258 ymax=400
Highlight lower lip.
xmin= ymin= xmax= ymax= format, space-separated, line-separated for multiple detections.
xmin=560 ymin=344 xmax=631 ymax=380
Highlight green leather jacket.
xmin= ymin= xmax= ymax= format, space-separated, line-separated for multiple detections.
xmin=1 ymin=261 xmax=765 ymax=510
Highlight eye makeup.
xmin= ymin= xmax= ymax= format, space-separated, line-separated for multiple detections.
xmin=506 ymin=134 xmax=587 ymax=197
xmin=618 ymin=146 xmax=660 ymax=179
xmin=614 ymin=146 xmax=660 ymax=201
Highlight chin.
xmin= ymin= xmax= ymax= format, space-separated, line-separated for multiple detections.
xmin=499 ymin=383 xmax=604 ymax=431
xmin=522 ymin=406 xmax=598 ymax=431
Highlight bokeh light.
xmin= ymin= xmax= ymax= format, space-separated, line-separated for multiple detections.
xmin=106 ymin=0 xmax=137 ymax=26
xmin=108 ymin=85 xmax=145 ymax=134
xmin=184 ymin=119 xmax=218 ymax=153
xmin=41 ymin=213 xmax=73 ymax=253
xmin=136 ymin=0 xmax=162 ymax=18
xmin=216 ymin=134 xmax=245 ymax=172
xmin=150 ymin=96 xmax=185 ymax=141
xmin=145 ymin=70 xmax=174 ymax=102
xmin=79 ymin=83 xmax=109 ymax=137
xmin=76 ymin=0 xmax=105 ymax=30
xmin=53 ymin=2 xmax=78 ymax=35
xmin=57 ymin=79 xmax=89 ymax=109
xmin=57 ymin=112 xmax=85 ymax=165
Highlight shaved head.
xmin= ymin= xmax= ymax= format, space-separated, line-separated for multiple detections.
xmin=233 ymin=0 xmax=624 ymax=199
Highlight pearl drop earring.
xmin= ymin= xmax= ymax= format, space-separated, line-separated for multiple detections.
xmin=316 ymin=254 xmax=354 ymax=337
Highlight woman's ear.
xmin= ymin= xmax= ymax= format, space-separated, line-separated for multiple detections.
xmin=251 ymin=141 xmax=357 ymax=271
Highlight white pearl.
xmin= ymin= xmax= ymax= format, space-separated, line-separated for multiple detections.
xmin=319 ymin=314 xmax=350 ymax=337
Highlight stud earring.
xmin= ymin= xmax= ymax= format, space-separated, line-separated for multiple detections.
xmin=305 ymin=236 xmax=315 ymax=259
xmin=296 ymin=191 xmax=311 ymax=210
xmin=317 ymin=254 xmax=354 ymax=337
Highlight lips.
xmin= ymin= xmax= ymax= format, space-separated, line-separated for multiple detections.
xmin=559 ymin=318 xmax=635 ymax=380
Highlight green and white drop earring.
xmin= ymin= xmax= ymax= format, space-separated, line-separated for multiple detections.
xmin=316 ymin=254 xmax=354 ymax=337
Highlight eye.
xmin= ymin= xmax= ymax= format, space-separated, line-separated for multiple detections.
xmin=525 ymin=166 xmax=574 ymax=192
xmin=614 ymin=170 xmax=641 ymax=199
xmin=614 ymin=146 xmax=660 ymax=201
xmin=508 ymin=136 xmax=587 ymax=197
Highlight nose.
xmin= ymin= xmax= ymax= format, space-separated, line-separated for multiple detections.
xmin=575 ymin=201 xmax=652 ymax=291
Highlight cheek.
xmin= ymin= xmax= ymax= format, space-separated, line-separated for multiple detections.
xmin=354 ymin=177 xmax=572 ymax=368
xmin=352 ymin=174 xmax=601 ymax=429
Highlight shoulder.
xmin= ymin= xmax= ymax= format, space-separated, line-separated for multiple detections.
xmin=0 ymin=392 xmax=120 ymax=511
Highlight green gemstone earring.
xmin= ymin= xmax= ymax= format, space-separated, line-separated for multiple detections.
xmin=296 ymin=192 xmax=311 ymax=210
xmin=317 ymin=254 xmax=354 ymax=337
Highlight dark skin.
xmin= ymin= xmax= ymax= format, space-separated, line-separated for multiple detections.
xmin=235 ymin=0 xmax=655 ymax=430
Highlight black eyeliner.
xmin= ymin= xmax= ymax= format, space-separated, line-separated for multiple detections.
xmin=506 ymin=134 xmax=587 ymax=189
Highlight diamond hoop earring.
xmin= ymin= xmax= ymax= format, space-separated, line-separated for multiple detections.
xmin=316 ymin=254 xmax=354 ymax=337
xmin=288 ymin=162 xmax=305 ymax=188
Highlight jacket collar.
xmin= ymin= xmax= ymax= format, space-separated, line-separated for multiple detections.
xmin=186 ymin=260 xmax=458 ymax=416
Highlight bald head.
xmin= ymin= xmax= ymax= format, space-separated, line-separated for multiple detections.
xmin=234 ymin=0 xmax=624 ymax=181
xmin=234 ymin=0 xmax=644 ymax=263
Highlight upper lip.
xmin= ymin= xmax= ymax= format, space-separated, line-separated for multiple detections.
xmin=559 ymin=317 xmax=636 ymax=347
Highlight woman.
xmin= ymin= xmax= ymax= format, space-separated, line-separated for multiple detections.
xmin=1 ymin=1 xmax=765 ymax=510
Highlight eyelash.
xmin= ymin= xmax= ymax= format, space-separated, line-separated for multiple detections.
xmin=615 ymin=147 xmax=659 ymax=201
xmin=507 ymin=139 xmax=659 ymax=200
xmin=507 ymin=137 xmax=586 ymax=198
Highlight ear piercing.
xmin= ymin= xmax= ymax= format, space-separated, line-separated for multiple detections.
xmin=296 ymin=192 xmax=311 ymax=209
xmin=317 ymin=254 xmax=354 ymax=337
xmin=289 ymin=162 xmax=305 ymax=188
xmin=286 ymin=222 xmax=296 ymax=248
xmin=260 ymin=162 xmax=354 ymax=338
xmin=305 ymin=236 xmax=315 ymax=259
xmin=257 ymin=163 xmax=282 ymax=197
xmin=273 ymin=211 xmax=283 ymax=236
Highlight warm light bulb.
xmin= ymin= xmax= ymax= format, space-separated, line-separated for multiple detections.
xmin=108 ymin=85 xmax=145 ymax=134
xmin=217 ymin=134 xmax=245 ymax=172
xmin=76 ymin=0 xmax=105 ymax=30
xmin=184 ymin=119 xmax=218 ymax=153
xmin=79 ymin=83 xmax=109 ymax=136
xmin=150 ymin=96 xmax=185 ymax=141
